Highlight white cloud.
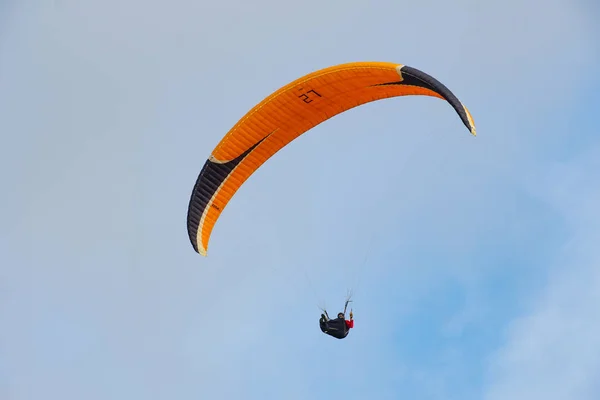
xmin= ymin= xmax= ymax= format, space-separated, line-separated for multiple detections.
xmin=484 ymin=144 xmax=600 ymax=400
xmin=1 ymin=0 xmax=599 ymax=399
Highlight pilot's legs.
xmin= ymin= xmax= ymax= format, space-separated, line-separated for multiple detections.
xmin=319 ymin=315 xmax=328 ymax=332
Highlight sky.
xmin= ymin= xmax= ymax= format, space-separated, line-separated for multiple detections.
xmin=1 ymin=0 xmax=599 ymax=399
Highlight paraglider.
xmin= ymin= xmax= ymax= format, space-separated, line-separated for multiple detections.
xmin=186 ymin=61 xmax=476 ymax=256
xmin=319 ymin=299 xmax=355 ymax=339
xmin=319 ymin=311 xmax=354 ymax=339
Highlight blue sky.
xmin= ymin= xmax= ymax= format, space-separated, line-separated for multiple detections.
xmin=1 ymin=0 xmax=599 ymax=399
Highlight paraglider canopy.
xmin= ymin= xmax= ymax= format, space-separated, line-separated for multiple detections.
xmin=186 ymin=61 xmax=476 ymax=256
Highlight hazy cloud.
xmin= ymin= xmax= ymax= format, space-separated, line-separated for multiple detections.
xmin=1 ymin=0 xmax=599 ymax=399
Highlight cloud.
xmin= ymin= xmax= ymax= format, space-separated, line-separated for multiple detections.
xmin=1 ymin=0 xmax=599 ymax=399
xmin=482 ymin=138 xmax=600 ymax=400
